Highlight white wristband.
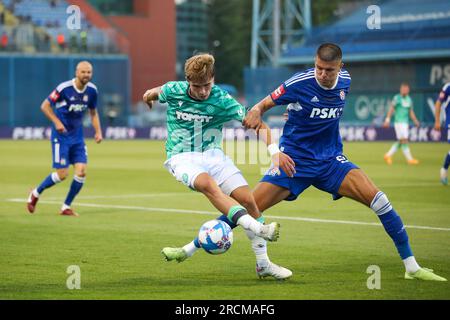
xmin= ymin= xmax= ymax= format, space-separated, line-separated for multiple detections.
xmin=268 ymin=143 xmax=280 ymax=156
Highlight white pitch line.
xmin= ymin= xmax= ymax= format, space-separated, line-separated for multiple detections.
xmin=6 ymin=198 xmax=450 ymax=232
xmin=43 ymin=192 xmax=197 ymax=200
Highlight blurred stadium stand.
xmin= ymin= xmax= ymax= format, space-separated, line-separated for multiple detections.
xmin=0 ymin=0 xmax=176 ymax=132
xmin=246 ymin=0 xmax=450 ymax=128
xmin=282 ymin=0 xmax=450 ymax=62
xmin=0 ymin=0 xmax=120 ymax=54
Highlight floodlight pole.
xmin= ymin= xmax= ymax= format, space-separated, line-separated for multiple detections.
xmin=251 ymin=0 xmax=311 ymax=68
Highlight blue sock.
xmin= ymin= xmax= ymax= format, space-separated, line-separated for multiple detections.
xmin=64 ymin=175 xmax=85 ymax=206
xmin=193 ymin=237 xmax=201 ymax=248
xmin=444 ymin=151 xmax=450 ymax=170
xmin=37 ymin=172 xmax=61 ymax=194
xmin=217 ymin=214 xmax=238 ymax=229
xmin=371 ymin=191 xmax=413 ymax=259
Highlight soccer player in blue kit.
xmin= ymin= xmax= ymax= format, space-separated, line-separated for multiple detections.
xmin=434 ymin=82 xmax=450 ymax=185
xmin=27 ymin=61 xmax=103 ymax=217
xmin=243 ymin=43 xmax=446 ymax=281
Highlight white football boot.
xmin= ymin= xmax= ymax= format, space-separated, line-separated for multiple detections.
xmin=256 ymin=262 xmax=293 ymax=280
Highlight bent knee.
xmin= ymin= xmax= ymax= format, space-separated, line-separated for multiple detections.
xmin=195 ymin=178 xmax=220 ymax=196
xmin=56 ymin=170 xmax=69 ymax=181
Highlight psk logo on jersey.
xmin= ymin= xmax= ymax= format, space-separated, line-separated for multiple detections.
xmin=339 ymin=90 xmax=345 ymax=101
xmin=68 ymin=104 xmax=88 ymax=112
xmin=270 ymin=84 xmax=285 ymax=100
xmin=310 ymin=107 xmax=343 ymax=119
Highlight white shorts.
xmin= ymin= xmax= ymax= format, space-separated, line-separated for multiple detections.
xmin=394 ymin=123 xmax=409 ymax=140
xmin=163 ymin=149 xmax=248 ymax=195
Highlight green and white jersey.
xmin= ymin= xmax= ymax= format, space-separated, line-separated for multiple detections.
xmin=159 ymin=81 xmax=246 ymax=159
xmin=392 ymin=94 xmax=413 ymax=124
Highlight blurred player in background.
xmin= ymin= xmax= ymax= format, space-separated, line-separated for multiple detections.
xmin=27 ymin=61 xmax=103 ymax=217
xmin=143 ymin=53 xmax=292 ymax=279
xmin=244 ymin=43 xmax=446 ymax=281
xmin=383 ymin=83 xmax=420 ymax=165
xmin=434 ymin=82 xmax=450 ymax=185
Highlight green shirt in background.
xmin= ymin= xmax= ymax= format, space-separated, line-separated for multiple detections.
xmin=159 ymin=81 xmax=246 ymax=159
xmin=392 ymin=94 xmax=413 ymax=124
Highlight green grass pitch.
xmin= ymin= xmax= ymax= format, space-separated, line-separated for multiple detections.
xmin=0 ymin=140 xmax=449 ymax=299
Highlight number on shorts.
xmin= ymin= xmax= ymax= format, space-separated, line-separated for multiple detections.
xmin=336 ymin=155 xmax=349 ymax=163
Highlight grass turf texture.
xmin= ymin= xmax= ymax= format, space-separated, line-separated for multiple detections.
xmin=0 ymin=140 xmax=449 ymax=299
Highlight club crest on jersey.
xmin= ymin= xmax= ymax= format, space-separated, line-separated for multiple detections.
xmin=270 ymin=84 xmax=285 ymax=100
xmin=83 ymin=95 xmax=89 ymax=102
xmin=340 ymin=90 xmax=345 ymax=100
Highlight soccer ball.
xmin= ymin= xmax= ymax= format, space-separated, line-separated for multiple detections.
xmin=198 ymin=219 xmax=233 ymax=255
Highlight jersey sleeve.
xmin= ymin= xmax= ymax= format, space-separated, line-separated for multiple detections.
xmin=158 ymin=82 xmax=173 ymax=104
xmin=89 ymin=90 xmax=98 ymax=109
xmin=437 ymin=84 xmax=450 ymax=103
xmin=223 ymin=93 xmax=247 ymax=123
xmin=47 ymin=88 xmax=63 ymax=107
xmin=269 ymin=81 xmax=300 ymax=106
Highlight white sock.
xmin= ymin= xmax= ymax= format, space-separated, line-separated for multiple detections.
xmin=61 ymin=203 xmax=71 ymax=211
xmin=245 ymin=229 xmax=270 ymax=267
xmin=236 ymin=214 xmax=262 ymax=235
xmin=386 ymin=143 xmax=399 ymax=156
xmin=401 ymin=145 xmax=413 ymax=161
xmin=182 ymin=241 xmax=199 ymax=257
xmin=32 ymin=188 xmax=40 ymax=198
xmin=51 ymin=172 xmax=62 ymax=183
xmin=403 ymin=256 xmax=421 ymax=273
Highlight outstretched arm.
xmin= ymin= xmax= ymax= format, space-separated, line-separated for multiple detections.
xmin=383 ymin=103 xmax=395 ymax=128
xmin=434 ymin=100 xmax=442 ymax=131
xmin=89 ymin=108 xmax=103 ymax=143
xmin=409 ymin=108 xmax=420 ymax=127
xmin=40 ymin=99 xmax=66 ymax=133
xmin=243 ymin=95 xmax=276 ymax=131
xmin=142 ymin=86 xmax=162 ymax=110
xmin=255 ymin=121 xmax=296 ymax=178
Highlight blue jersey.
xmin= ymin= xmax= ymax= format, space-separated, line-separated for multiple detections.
xmin=47 ymin=79 xmax=98 ymax=141
xmin=437 ymin=82 xmax=450 ymax=127
xmin=270 ymin=68 xmax=351 ymax=160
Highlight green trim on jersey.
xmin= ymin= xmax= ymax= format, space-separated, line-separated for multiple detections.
xmin=392 ymin=94 xmax=413 ymax=124
xmin=159 ymin=81 xmax=247 ymax=159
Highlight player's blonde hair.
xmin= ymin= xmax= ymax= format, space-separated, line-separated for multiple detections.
xmin=184 ymin=53 xmax=215 ymax=83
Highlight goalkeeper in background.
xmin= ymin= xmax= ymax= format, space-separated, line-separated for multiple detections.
xmin=383 ymin=83 xmax=420 ymax=165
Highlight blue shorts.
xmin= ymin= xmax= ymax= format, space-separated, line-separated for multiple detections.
xmin=261 ymin=154 xmax=358 ymax=201
xmin=51 ymin=138 xmax=87 ymax=169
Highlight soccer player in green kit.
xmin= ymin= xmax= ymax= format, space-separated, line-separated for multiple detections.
xmin=142 ymin=53 xmax=293 ymax=279
xmin=383 ymin=83 xmax=420 ymax=165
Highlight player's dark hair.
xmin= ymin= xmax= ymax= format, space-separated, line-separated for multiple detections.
xmin=316 ymin=43 xmax=342 ymax=62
